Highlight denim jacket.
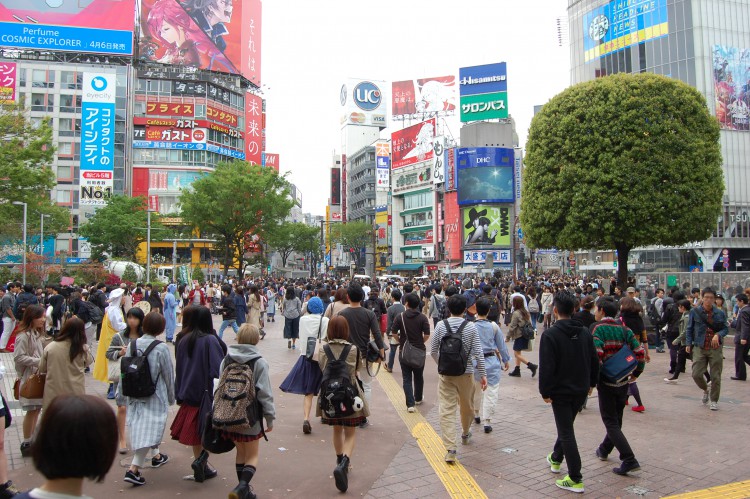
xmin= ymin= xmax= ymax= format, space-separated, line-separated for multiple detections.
xmin=685 ymin=305 xmax=728 ymax=347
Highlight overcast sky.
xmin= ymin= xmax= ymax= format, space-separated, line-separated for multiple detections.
xmin=262 ymin=0 xmax=571 ymax=217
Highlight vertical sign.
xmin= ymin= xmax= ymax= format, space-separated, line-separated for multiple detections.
xmin=0 ymin=62 xmax=16 ymax=104
xmin=331 ymin=168 xmax=341 ymax=205
xmin=242 ymin=0 xmax=263 ymax=86
xmin=245 ymin=93 xmax=263 ymax=166
xmin=80 ymin=73 xmax=116 ymax=206
xmin=432 ymin=136 xmax=445 ymax=185
xmin=341 ymin=154 xmax=347 ymax=221
xmin=375 ymin=141 xmax=390 ymax=191
xmin=445 ymin=147 xmax=456 ymax=192
xmin=514 ymin=147 xmax=523 ymax=202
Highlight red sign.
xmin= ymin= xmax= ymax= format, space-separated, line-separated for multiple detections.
xmin=82 ymin=171 xmax=113 ymax=180
xmin=341 ymin=155 xmax=347 ymax=221
xmin=244 ymin=93 xmax=263 ymax=166
xmin=148 ymin=195 xmax=159 ymax=212
xmin=391 ymin=118 xmax=436 ymax=169
xmin=392 ymin=76 xmax=456 ymax=116
xmin=242 ymin=0 xmax=262 ymax=85
xmin=264 ymin=153 xmax=279 ymax=171
xmin=446 ymin=147 xmax=456 ymax=191
xmin=443 ymin=191 xmax=462 ymax=262
xmin=145 ymin=127 xmax=206 ymax=143
xmin=331 ymin=167 xmax=341 ymax=205
xmin=146 ymin=101 xmax=194 ymax=117
xmin=207 ymin=105 xmax=239 ymax=126
xmin=331 ymin=212 xmax=342 ymax=221
xmin=0 ymin=62 xmax=17 ymax=105
xmin=426 ymin=265 xmax=438 ymax=272
xmin=405 ymin=230 xmax=433 ymax=246
xmin=134 ymin=117 xmax=197 ymax=128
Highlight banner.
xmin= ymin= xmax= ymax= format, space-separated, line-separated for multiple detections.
xmin=432 ymin=136 xmax=445 ymax=185
xmin=463 ymin=250 xmax=511 ymax=265
xmin=340 ymin=79 xmax=387 ymax=128
xmin=391 ymin=118 xmax=435 ymax=169
xmin=443 ymin=192 xmax=462 ymax=261
xmin=459 ymin=62 xmax=507 ymax=96
xmin=460 ymin=91 xmax=508 ymax=122
xmin=245 ymin=93 xmax=263 ymax=165
xmin=375 ymin=140 xmax=390 ymax=191
xmin=331 ymin=167 xmax=341 ymax=205
xmin=0 ymin=61 xmax=16 ymax=104
xmin=0 ymin=0 xmax=135 ymax=55
xmin=263 ymin=153 xmax=279 ymax=171
xmin=713 ymin=45 xmax=750 ymax=131
xmin=79 ymin=73 xmax=116 ymax=206
xmin=146 ymin=101 xmax=195 ymax=117
xmin=462 ymin=205 xmax=512 ymax=247
xmin=392 ymin=76 xmax=456 ymax=116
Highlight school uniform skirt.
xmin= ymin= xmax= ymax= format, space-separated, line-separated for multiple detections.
xmin=279 ymin=356 xmax=323 ymax=395
xmin=170 ymin=404 xmax=201 ymax=446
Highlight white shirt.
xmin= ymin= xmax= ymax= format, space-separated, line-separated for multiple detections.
xmin=27 ymin=489 xmax=93 ymax=499
xmin=298 ymin=314 xmax=329 ymax=357
xmin=510 ymin=292 xmax=528 ymax=312
xmin=362 ymin=285 xmax=371 ymax=296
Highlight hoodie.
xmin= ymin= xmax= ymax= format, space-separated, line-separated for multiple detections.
xmin=220 ymin=344 xmax=276 ymax=435
xmin=538 ymin=318 xmax=599 ymax=400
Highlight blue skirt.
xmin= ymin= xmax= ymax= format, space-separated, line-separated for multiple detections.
xmin=280 ymin=356 xmax=323 ymax=396
xmin=513 ymin=336 xmax=529 ymax=351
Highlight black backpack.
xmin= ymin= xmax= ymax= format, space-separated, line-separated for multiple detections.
xmin=647 ymin=299 xmax=661 ymax=324
xmin=488 ymin=293 xmax=501 ymax=319
xmin=83 ymin=300 xmax=104 ymax=324
xmin=319 ymin=344 xmax=360 ymax=418
xmin=438 ymin=319 xmax=469 ymax=376
xmin=120 ymin=339 xmax=162 ymax=398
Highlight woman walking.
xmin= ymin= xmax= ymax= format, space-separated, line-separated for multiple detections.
xmin=247 ymin=286 xmax=263 ymax=334
xmin=220 ymin=324 xmax=275 ymax=499
xmin=38 ymin=317 xmax=94 ymax=414
xmin=265 ymin=286 xmax=277 ymax=323
xmin=281 ymin=288 xmax=302 ymax=350
xmin=13 ymin=304 xmax=46 ymax=457
xmin=619 ymin=297 xmax=649 ymax=412
xmin=170 ymin=305 xmax=226 ymax=483
xmin=123 ymin=312 xmax=175 ymax=486
xmin=163 ymin=283 xmax=178 ymax=343
xmin=324 ymin=288 xmax=350 ymax=319
xmin=106 ymin=307 xmax=145 ymax=454
xmin=391 ymin=293 xmax=431 ymax=412
xmin=317 ymin=316 xmax=368 ymax=493
xmin=234 ymin=286 xmax=248 ymax=326
xmin=506 ymin=296 xmax=538 ymax=378
xmin=541 ymin=285 xmax=554 ymax=330
xmin=279 ymin=297 xmax=328 ymax=435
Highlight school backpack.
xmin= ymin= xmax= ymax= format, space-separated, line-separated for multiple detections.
xmin=120 ymin=340 xmax=162 ymax=398
xmin=319 ymin=344 xmax=360 ymax=418
xmin=487 ymin=293 xmax=501 ymax=319
xmin=527 ymin=297 xmax=540 ymax=314
xmin=212 ymin=359 xmax=260 ymax=433
xmin=438 ymin=320 xmax=469 ymax=376
xmin=83 ymin=300 xmax=104 ymax=324
xmin=647 ymin=298 xmax=661 ymax=324
xmin=521 ymin=320 xmax=536 ymax=340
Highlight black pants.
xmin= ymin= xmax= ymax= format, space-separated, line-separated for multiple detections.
xmin=734 ymin=342 xmax=750 ymax=380
xmin=400 ymin=361 xmax=424 ymax=407
xmin=667 ymin=336 xmax=679 ymax=372
xmin=95 ymin=321 xmax=103 ymax=341
xmin=597 ymin=384 xmax=637 ymax=464
xmin=550 ymin=393 xmax=587 ymax=483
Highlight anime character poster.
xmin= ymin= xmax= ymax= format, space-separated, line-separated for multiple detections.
xmin=391 ymin=118 xmax=435 ymax=169
xmin=392 ymin=76 xmax=456 ymax=116
xmin=462 ymin=205 xmax=511 ymax=247
xmin=713 ymin=45 xmax=750 ymax=131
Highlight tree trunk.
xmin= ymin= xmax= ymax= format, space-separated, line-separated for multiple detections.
xmin=615 ymin=243 xmax=630 ymax=287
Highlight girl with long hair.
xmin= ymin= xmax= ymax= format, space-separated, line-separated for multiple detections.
xmin=506 ymin=296 xmax=538 ymax=378
xmin=13 ymin=304 xmax=46 ymax=457
xmin=281 ymin=288 xmax=302 ymax=349
xmin=247 ymin=285 xmax=264 ymax=339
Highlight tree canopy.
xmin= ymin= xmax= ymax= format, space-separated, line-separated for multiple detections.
xmin=266 ymin=222 xmax=320 ymax=268
xmin=521 ymin=73 xmax=723 ymax=284
xmin=179 ymin=162 xmax=293 ymax=275
xmin=79 ymin=195 xmax=167 ymax=261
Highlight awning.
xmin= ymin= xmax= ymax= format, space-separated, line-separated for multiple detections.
xmin=388 ymin=263 xmax=425 ymax=271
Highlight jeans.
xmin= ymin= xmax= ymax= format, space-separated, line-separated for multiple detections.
xmin=734 ymin=341 xmax=750 ymax=380
xmin=218 ymin=319 xmax=238 ymax=339
xmin=550 ymin=393 xmax=587 ymax=483
xmin=667 ymin=337 xmax=679 ymax=372
xmin=692 ymin=347 xmax=723 ymax=402
xmin=388 ymin=344 xmax=398 ymax=370
xmin=530 ymin=312 xmax=539 ymax=329
xmin=596 ymin=383 xmax=637 ymax=464
xmin=400 ymin=361 xmax=424 ymax=408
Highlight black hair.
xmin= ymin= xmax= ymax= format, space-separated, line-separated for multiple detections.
xmin=222 ymin=284 xmax=232 ymax=295
xmin=445 ymin=286 xmax=458 ymax=297
xmin=677 ymin=299 xmax=692 ymax=310
xmin=391 ymin=289 xmax=402 ymax=301
xmin=347 ymin=283 xmax=365 ymax=303
xmin=736 ymin=294 xmax=749 ymax=305
xmin=598 ymin=297 xmax=619 ymax=318
xmin=553 ymin=292 xmax=576 ymax=316
xmin=447 ymin=294 xmax=467 ymax=315
xmin=403 ymin=283 xmax=414 ymax=294
xmin=672 ymin=291 xmax=686 ymax=301
xmin=23 ymin=284 xmax=33 ymax=293
xmin=691 ymin=288 xmax=701 ymax=294
xmin=125 ymin=307 xmax=145 ymax=336
xmin=404 ymin=293 xmax=420 ymax=309
xmin=475 ymin=297 xmax=491 ymax=317
xmin=178 ymin=305 xmax=214 ymax=357
xmin=701 ymin=287 xmax=716 ymax=297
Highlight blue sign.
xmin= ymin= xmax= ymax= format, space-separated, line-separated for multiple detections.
xmin=459 ymin=63 xmax=507 ymax=96
xmin=132 ymin=141 xmax=245 ymax=160
xmin=376 ymin=156 xmax=390 ymax=169
xmin=353 ymin=81 xmax=382 ymax=111
xmin=518 ymin=228 xmax=523 ymax=240
xmin=456 ymin=147 xmax=514 ymax=168
xmin=0 ymin=23 xmax=133 ymax=55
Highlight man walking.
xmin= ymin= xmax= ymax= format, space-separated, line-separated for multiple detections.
xmin=539 ymin=293 xmax=599 ymax=494
xmin=685 ymin=287 xmax=728 ymax=410
xmin=731 ymin=293 xmax=750 ymax=381
xmin=430 ymin=294 xmax=486 ymax=464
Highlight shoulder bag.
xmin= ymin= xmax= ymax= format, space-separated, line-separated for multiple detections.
xmin=306 ymin=317 xmax=324 ymax=360
xmin=20 ymin=372 xmax=46 ymax=399
xmin=399 ymin=313 xmax=426 ymax=369
xmin=600 ymin=326 xmax=639 ymax=384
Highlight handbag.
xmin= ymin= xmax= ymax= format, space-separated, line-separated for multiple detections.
xmin=202 ymin=412 xmax=235 ymax=454
xmin=306 ymin=317 xmax=324 ymax=360
xmin=601 ymin=328 xmax=639 ymax=384
xmin=398 ymin=313 xmax=426 ymax=369
xmin=108 ymin=359 xmax=121 ymax=383
xmin=379 ymin=313 xmax=387 ymax=333
xmin=20 ymin=372 xmax=46 ymax=399
xmin=12 ymin=379 xmax=19 ymax=400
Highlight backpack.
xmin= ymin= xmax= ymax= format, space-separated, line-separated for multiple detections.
xmin=521 ymin=320 xmax=536 ymax=340
xmin=528 ymin=297 xmax=540 ymax=314
xmin=438 ymin=319 xmax=469 ymax=376
xmin=647 ymin=299 xmax=660 ymax=324
xmin=487 ymin=293 xmax=501 ymax=319
xmin=319 ymin=344 xmax=360 ymax=418
xmin=212 ymin=359 xmax=260 ymax=433
xmin=120 ymin=339 xmax=162 ymax=398
xmin=13 ymin=294 xmax=34 ymax=319
xmin=84 ymin=300 xmax=104 ymax=324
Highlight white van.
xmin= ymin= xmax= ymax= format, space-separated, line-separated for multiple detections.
xmin=352 ymin=274 xmax=372 ymax=281
xmin=378 ymin=274 xmax=404 ymax=284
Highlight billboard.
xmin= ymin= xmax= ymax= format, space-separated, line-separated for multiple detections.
xmin=375 ymin=140 xmax=390 ymax=191
xmin=443 ymin=191 xmax=462 ymax=262
xmin=445 ymin=147 xmax=456 ymax=192
xmin=139 ymin=0 xmax=262 ymax=80
xmin=462 ymin=205 xmax=512 ymax=247
xmin=391 ymin=118 xmax=436 ymax=169
xmin=0 ymin=62 xmax=15 ymax=105
xmin=460 ymin=92 xmax=508 ymax=122
xmin=0 ymin=0 xmax=135 ymax=55
xmin=456 ymin=147 xmax=514 ymax=205
xmin=331 ymin=167 xmax=341 ymax=205
xmin=245 ymin=93 xmax=263 ymax=165
xmin=392 ymin=76 xmax=456 ymax=116
xmin=432 ymin=137 xmax=445 ymax=185
xmin=340 ymin=79 xmax=387 ymax=128
xmin=713 ymin=45 xmax=750 ymax=131
xmin=459 ymin=63 xmax=508 ymax=122
xmin=583 ymin=0 xmax=668 ymax=63
xmin=79 ymin=73 xmax=116 ymax=206
xmin=463 ymin=250 xmax=511 ymax=265
xmin=263 ymin=152 xmax=279 ymax=171
xmin=149 ymin=170 xmax=206 ymax=191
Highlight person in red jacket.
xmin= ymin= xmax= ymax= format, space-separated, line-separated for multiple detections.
xmin=187 ymin=283 xmax=206 ymax=307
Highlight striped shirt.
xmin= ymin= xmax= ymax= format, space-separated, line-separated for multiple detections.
xmin=590 ymin=318 xmax=646 ymax=386
xmin=430 ymin=317 xmax=486 ymax=378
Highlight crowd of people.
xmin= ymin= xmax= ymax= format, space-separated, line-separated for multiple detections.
xmin=0 ymin=270 xmax=745 ymax=497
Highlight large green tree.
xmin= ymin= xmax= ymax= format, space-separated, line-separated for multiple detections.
xmin=329 ymin=221 xmax=373 ymax=267
xmin=521 ymin=73 xmax=723 ymax=285
xmin=0 ymin=105 xmax=69 ymax=242
xmin=266 ymin=222 xmax=323 ymax=269
xmin=179 ymin=162 xmax=293 ymax=275
xmin=79 ymin=195 xmax=167 ymax=261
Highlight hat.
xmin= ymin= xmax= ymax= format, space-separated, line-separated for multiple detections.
xmin=626 ymin=287 xmax=636 ymax=293
xmin=307 ymin=297 xmax=324 ymax=315
xmin=108 ymin=288 xmax=124 ymax=302
xmin=462 ymin=278 xmax=472 ymax=289
xmin=464 ymin=207 xmax=488 ymax=229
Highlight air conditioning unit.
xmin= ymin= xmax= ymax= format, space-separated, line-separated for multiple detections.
xmin=595 ymin=256 xmax=601 ymax=263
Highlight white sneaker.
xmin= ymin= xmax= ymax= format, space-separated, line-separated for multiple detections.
xmin=407 ymin=406 xmax=416 ymax=413
xmin=664 ymin=378 xmax=678 ymax=384
xmin=709 ymin=402 xmax=719 ymax=411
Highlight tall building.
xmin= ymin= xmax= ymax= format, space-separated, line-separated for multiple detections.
xmin=568 ymin=0 xmax=750 ymax=271
xmin=345 ymin=145 xmax=376 ymax=224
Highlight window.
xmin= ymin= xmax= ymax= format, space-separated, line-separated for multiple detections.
xmin=58 ymin=142 xmax=74 ymax=157
xmin=32 ymin=70 xmax=47 ymax=88
xmin=403 ymin=191 xmax=431 ymax=210
xmin=31 ymin=93 xmax=46 ymax=111
xmin=57 ymin=165 xmax=72 ymax=179
xmin=60 ymin=71 xmax=80 ymax=90
xmin=56 ymin=190 xmax=72 ymax=204
xmin=60 ymin=94 xmax=75 ymax=113
xmin=18 ymin=69 xmax=26 ymax=87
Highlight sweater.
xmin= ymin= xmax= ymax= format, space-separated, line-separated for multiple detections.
xmin=174 ymin=334 xmax=224 ymax=406
xmin=590 ymin=318 xmax=646 ymax=386
xmin=538 ymin=319 xmax=598 ymax=399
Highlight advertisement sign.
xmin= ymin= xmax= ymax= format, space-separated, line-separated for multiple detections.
xmin=245 ymin=93 xmax=262 ymax=166
xmin=446 ymin=147 xmax=456 ymax=192
xmin=443 ymin=192 xmax=462 ymax=261
xmin=456 ymin=147 xmax=514 ymax=205
xmin=432 ymin=136 xmax=445 ymax=185
xmin=331 ymin=167 xmax=341 ymax=205
xmin=391 ymin=118 xmax=436 ymax=169
xmin=80 ymin=73 xmax=115 ymax=206
xmin=149 ymin=170 xmax=206 ymax=191
xmin=0 ymin=62 xmax=16 ymax=104
xmin=340 ymin=79 xmax=387 ymax=128
xmin=0 ymin=0 xmax=135 ymax=55
xmin=713 ymin=45 xmax=750 ymax=131
xmin=421 ymin=245 xmax=435 ymax=260
xmin=263 ymin=152 xmax=279 ymax=171
xmin=147 ymin=101 xmax=195 ymax=117
xmin=514 ymin=147 xmax=523 ymax=201
xmin=404 ymin=230 xmax=433 ymax=246
xmin=145 ymin=127 xmax=207 ymax=143
xmin=463 ymin=250 xmax=511 ymax=265
xmin=583 ymin=0 xmax=668 ymax=63
xmin=459 ymin=62 xmax=507 ymax=96
xmin=392 ymin=165 xmax=432 ymax=194
xmin=375 ymin=206 xmax=388 ymax=248
xmin=376 ymin=140 xmax=390 ymax=191
xmin=132 ymin=140 xmax=245 ymax=159
xmin=341 ymin=155 xmax=346 ymax=220
xmin=460 ymin=91 xmax=508 ymax=122
xmin=392 ymin=76 xmax=456 ymax=116
xmin=462 ymin=205 xmax=512 ymax=247
xmin=138 ymin=0 xmax=261 ymax=79
xmin=208 ymin=105 xmax=239 ymax=127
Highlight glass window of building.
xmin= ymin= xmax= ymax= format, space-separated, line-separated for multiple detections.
xmin=57 ymin=165 xmax=72 ymax=179
xmin=58 ymin=142 xmax=73 ymax=156
xmin=60 ymin=94 xmax=75 ymax=113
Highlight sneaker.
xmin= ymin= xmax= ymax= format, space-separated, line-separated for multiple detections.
xmin=664 ymin=377 xmax=678 ymax=383
xmin=19 ymin=442 xmax=31 ymax=458
xmin=106 ymin=383 xmax=115 ymax=400
xmin=124 ymin=470 xmax=146 ymax=486
xmin=547 ymin=453 xmax=562 ymax=474
xmin=474 ymin=416 xmax=481 ymax=424
xmin=613 ymin=461 xmax=641 ymax=476
xmin=0 ymin=480 xmax=19 ymax=498
xmin=444 ymin=450 xmax=457 ymax=463
xmin=631 ymin=405 xmax=645 ymax=413
xmin=484 ymin=425 xmax=492 ymax=434
xmin=407 ymin=406 xmax=416 ymax=413
xmin=292 ymin=344 xmax=296 ymax=350
xmin=358 ymin=418 xmax=370 ymax=429
xmin=702 ymin=391 xmax=709 ymax=405
xmin=595 ymin=448 xmax=608 ymax=461
xmin=656 ymin=348 xmax=665 ymax=353
xmin=709 ymin=402 xmax=719 ymax=411
xmin=151 ymin=453 xmax=169 ymax=468
xmin=461 ymin=432 xmax=472 ymax=445
xmin=303 ymin=420 xmax=312 ymax=434
xmin=288 ymin=340 xmax=291 ymax=349
xmin=415 ymin=400 xmax=423 ymax=406
xmin=555 ymin=475 xmax=584 ymax=494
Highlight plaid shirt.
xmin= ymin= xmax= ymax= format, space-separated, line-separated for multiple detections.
xmin=702 ymin=308 xmax=718 ymax=350
xmin=591 ymin=318 xmax=646 ymax=384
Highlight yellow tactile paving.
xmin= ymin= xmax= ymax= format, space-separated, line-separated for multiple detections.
xmin=376 ymin=369 xmax=488 ymax=499
xmin=663 ymin=480 xmax=750 ymax=498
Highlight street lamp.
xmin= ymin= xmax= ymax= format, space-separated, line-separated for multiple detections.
xmin=146 ymin=209 xmax=156 ymax=283
xmin=12 ymin=201 xmax=27 ymax=285
xmin=40 ymin=214 xmax=51 ymax=257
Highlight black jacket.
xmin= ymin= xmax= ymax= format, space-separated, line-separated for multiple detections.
xmin=572 ymin=310 xmax=596 ymax=329
xmin=660 ymin=298 xmax=680 ymax=337
xmin=90 ymin=290 xmax=107 ymax=311
xmin=538 ymin=319 xmax=599 ymax=400
xmin=220 ymin=295 xmax=236 ymax=320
